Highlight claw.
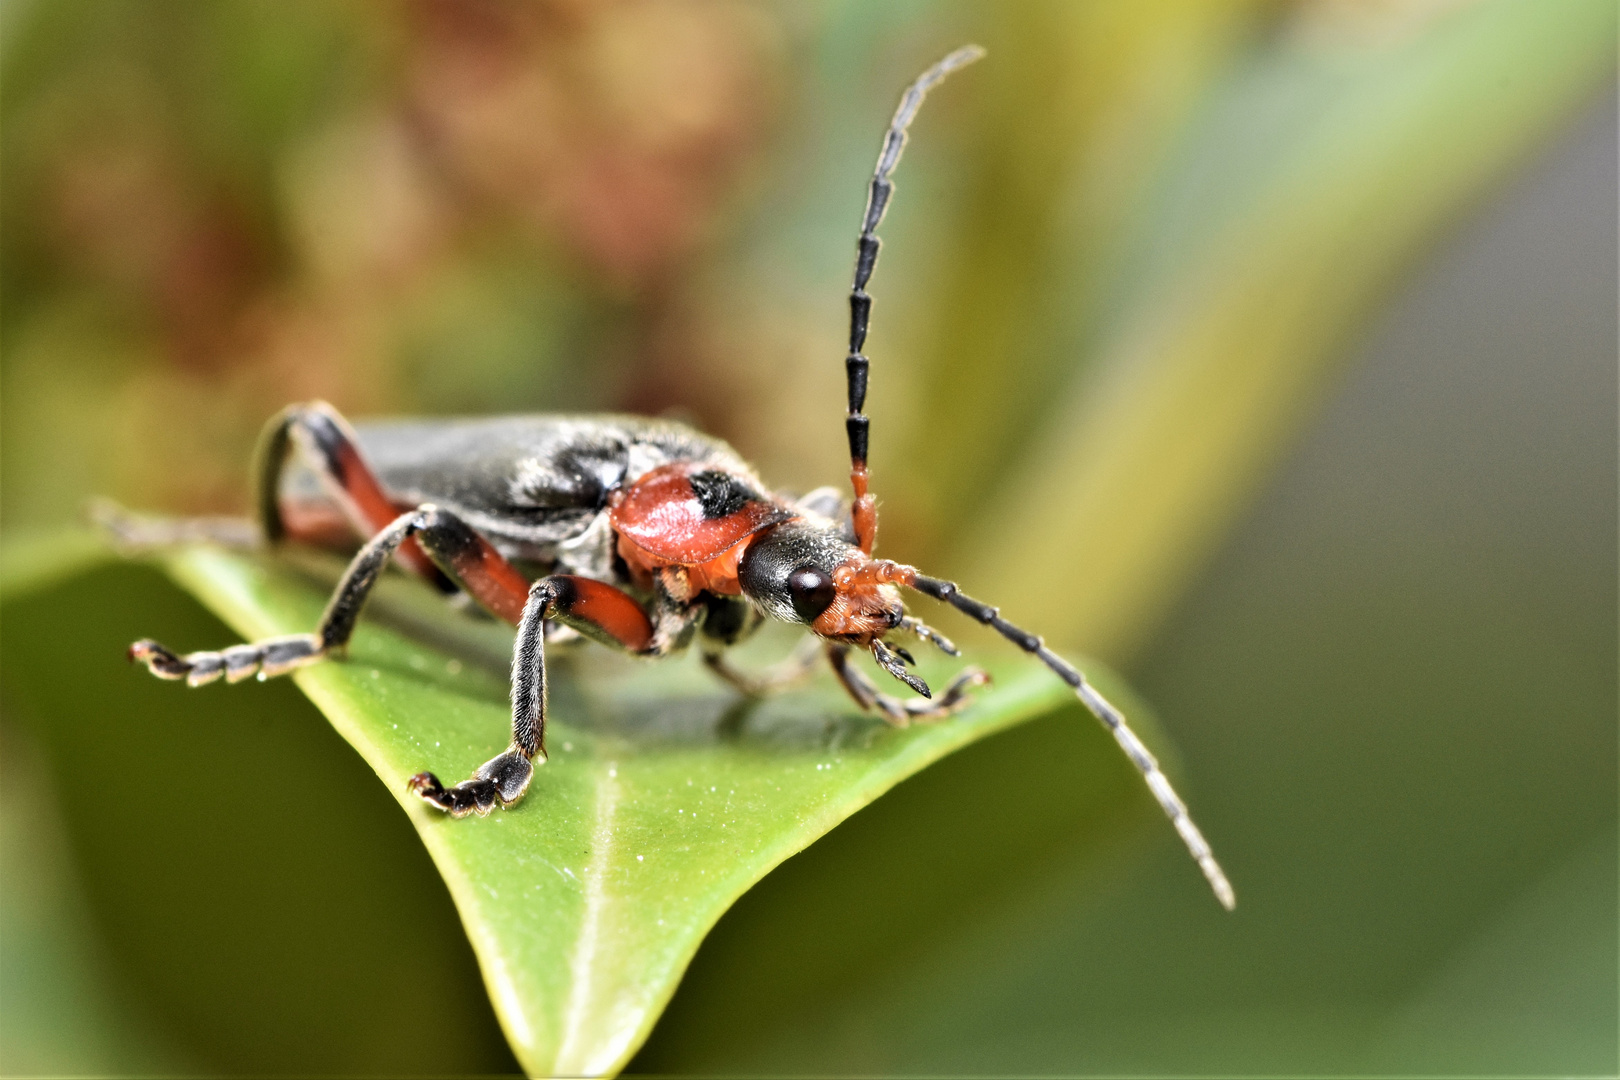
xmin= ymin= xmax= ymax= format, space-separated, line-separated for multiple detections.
xmin=872 ymin=638 xmax=931 ymax=698
xmin=129 ymin=639 xmax=190 ymax=679
xmin=408 ymin=772 xmax=496 ymax=817
xmin=410 ymin=749 xmax=534 ymax=817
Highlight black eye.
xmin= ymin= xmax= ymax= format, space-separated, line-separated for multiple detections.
xmin=787 ymin=565 xmax=837 ymax=622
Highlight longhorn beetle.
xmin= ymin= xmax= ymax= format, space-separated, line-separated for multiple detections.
xmin=128 ymin=47 xmax=1234 ymax=910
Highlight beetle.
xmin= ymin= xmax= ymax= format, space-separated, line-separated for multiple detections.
xmin=127 ymin=47 xmax=1233 ymax=910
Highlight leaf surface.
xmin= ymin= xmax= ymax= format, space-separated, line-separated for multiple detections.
xmin=154 ymin=546 xmax=1146 ymax=1076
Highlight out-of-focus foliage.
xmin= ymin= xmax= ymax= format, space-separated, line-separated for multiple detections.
xmin=1 ymin=0 xmax=1613 ymax=1076
xmin=1 ymin=0 xmax=781 ymax=524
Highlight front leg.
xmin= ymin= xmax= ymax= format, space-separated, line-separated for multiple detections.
xmin=408 ymin=575 xmax=658 ymax=817
xmin=826 ymin=643 xmax=987 ymax=727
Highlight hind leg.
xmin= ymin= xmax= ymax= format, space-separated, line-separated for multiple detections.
xmin=94 ymin=401 xmax=450 ymax=588
xmin=256 ymin=401 xmax=450 ymax=588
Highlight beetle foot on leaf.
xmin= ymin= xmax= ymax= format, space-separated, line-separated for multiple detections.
xmin=409 ymin=748 xmax=534 ymax=817
xmin=129 ymin=634 xmax=323 ymax=686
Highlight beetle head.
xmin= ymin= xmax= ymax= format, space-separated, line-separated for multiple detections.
xmin=737 ymin=519 xmax=903 ymax=645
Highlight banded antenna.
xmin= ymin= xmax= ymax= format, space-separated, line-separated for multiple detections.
xmin=844 ymin=45 xmax=985 ymax=555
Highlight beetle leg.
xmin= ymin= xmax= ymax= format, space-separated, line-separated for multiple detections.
xmin=824 ymin=643 xmax=986 ymax=727
xmin=643 ymin=571 xmax=709 ymax=656
xmin=541 ymin=575 xmax=657 ymax=655
xmin=256 ymin=401 xmax=449 ymax=589
xmin=90 ymin=498 xmax=261 ymax=553
xmin=130 ymin=504 xmax=534 ymax=687
xmin=409 ymin=574 xmax=656 ymax=817
xmin=702 ymin=635 xmax=823 ymax=698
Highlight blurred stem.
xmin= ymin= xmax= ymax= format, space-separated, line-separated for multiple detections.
xmin=890 ymin=0 xmax=1264 ymax=560
xmin=955 ymin=0 xmax=1615 ymax=662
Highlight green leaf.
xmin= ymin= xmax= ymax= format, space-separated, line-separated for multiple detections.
xmin=0 ymin=727 xmax=194 ymax=1075
xmin=152 ymin=545 xmax=1163 ymax=1076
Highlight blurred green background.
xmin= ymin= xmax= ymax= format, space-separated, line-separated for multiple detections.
xmin=1 ymin=0 xmax=1614 ymax=1075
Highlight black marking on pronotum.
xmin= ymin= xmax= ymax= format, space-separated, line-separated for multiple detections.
xmin=690 ymin=469 xmax=761 ymax=520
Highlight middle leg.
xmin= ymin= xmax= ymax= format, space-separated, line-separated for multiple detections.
xmin=130 ymin=504 xmax=534 ymax=686
xmin=408 ymin=573 xmax=658 ymax=816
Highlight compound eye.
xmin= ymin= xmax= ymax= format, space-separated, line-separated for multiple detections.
xmin=787 ymin=565 xmax=837 ymax=623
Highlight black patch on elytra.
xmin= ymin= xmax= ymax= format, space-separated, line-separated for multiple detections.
xmin=689 ymin=470 xmax=760 ymax=519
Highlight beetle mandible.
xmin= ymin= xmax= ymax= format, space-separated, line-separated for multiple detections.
xmin=128 ymin=47 xmax=1234 ymax=910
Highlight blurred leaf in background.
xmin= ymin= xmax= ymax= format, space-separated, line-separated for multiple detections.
xmin=1 ymin=0 xmax=1614 ymax=1076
